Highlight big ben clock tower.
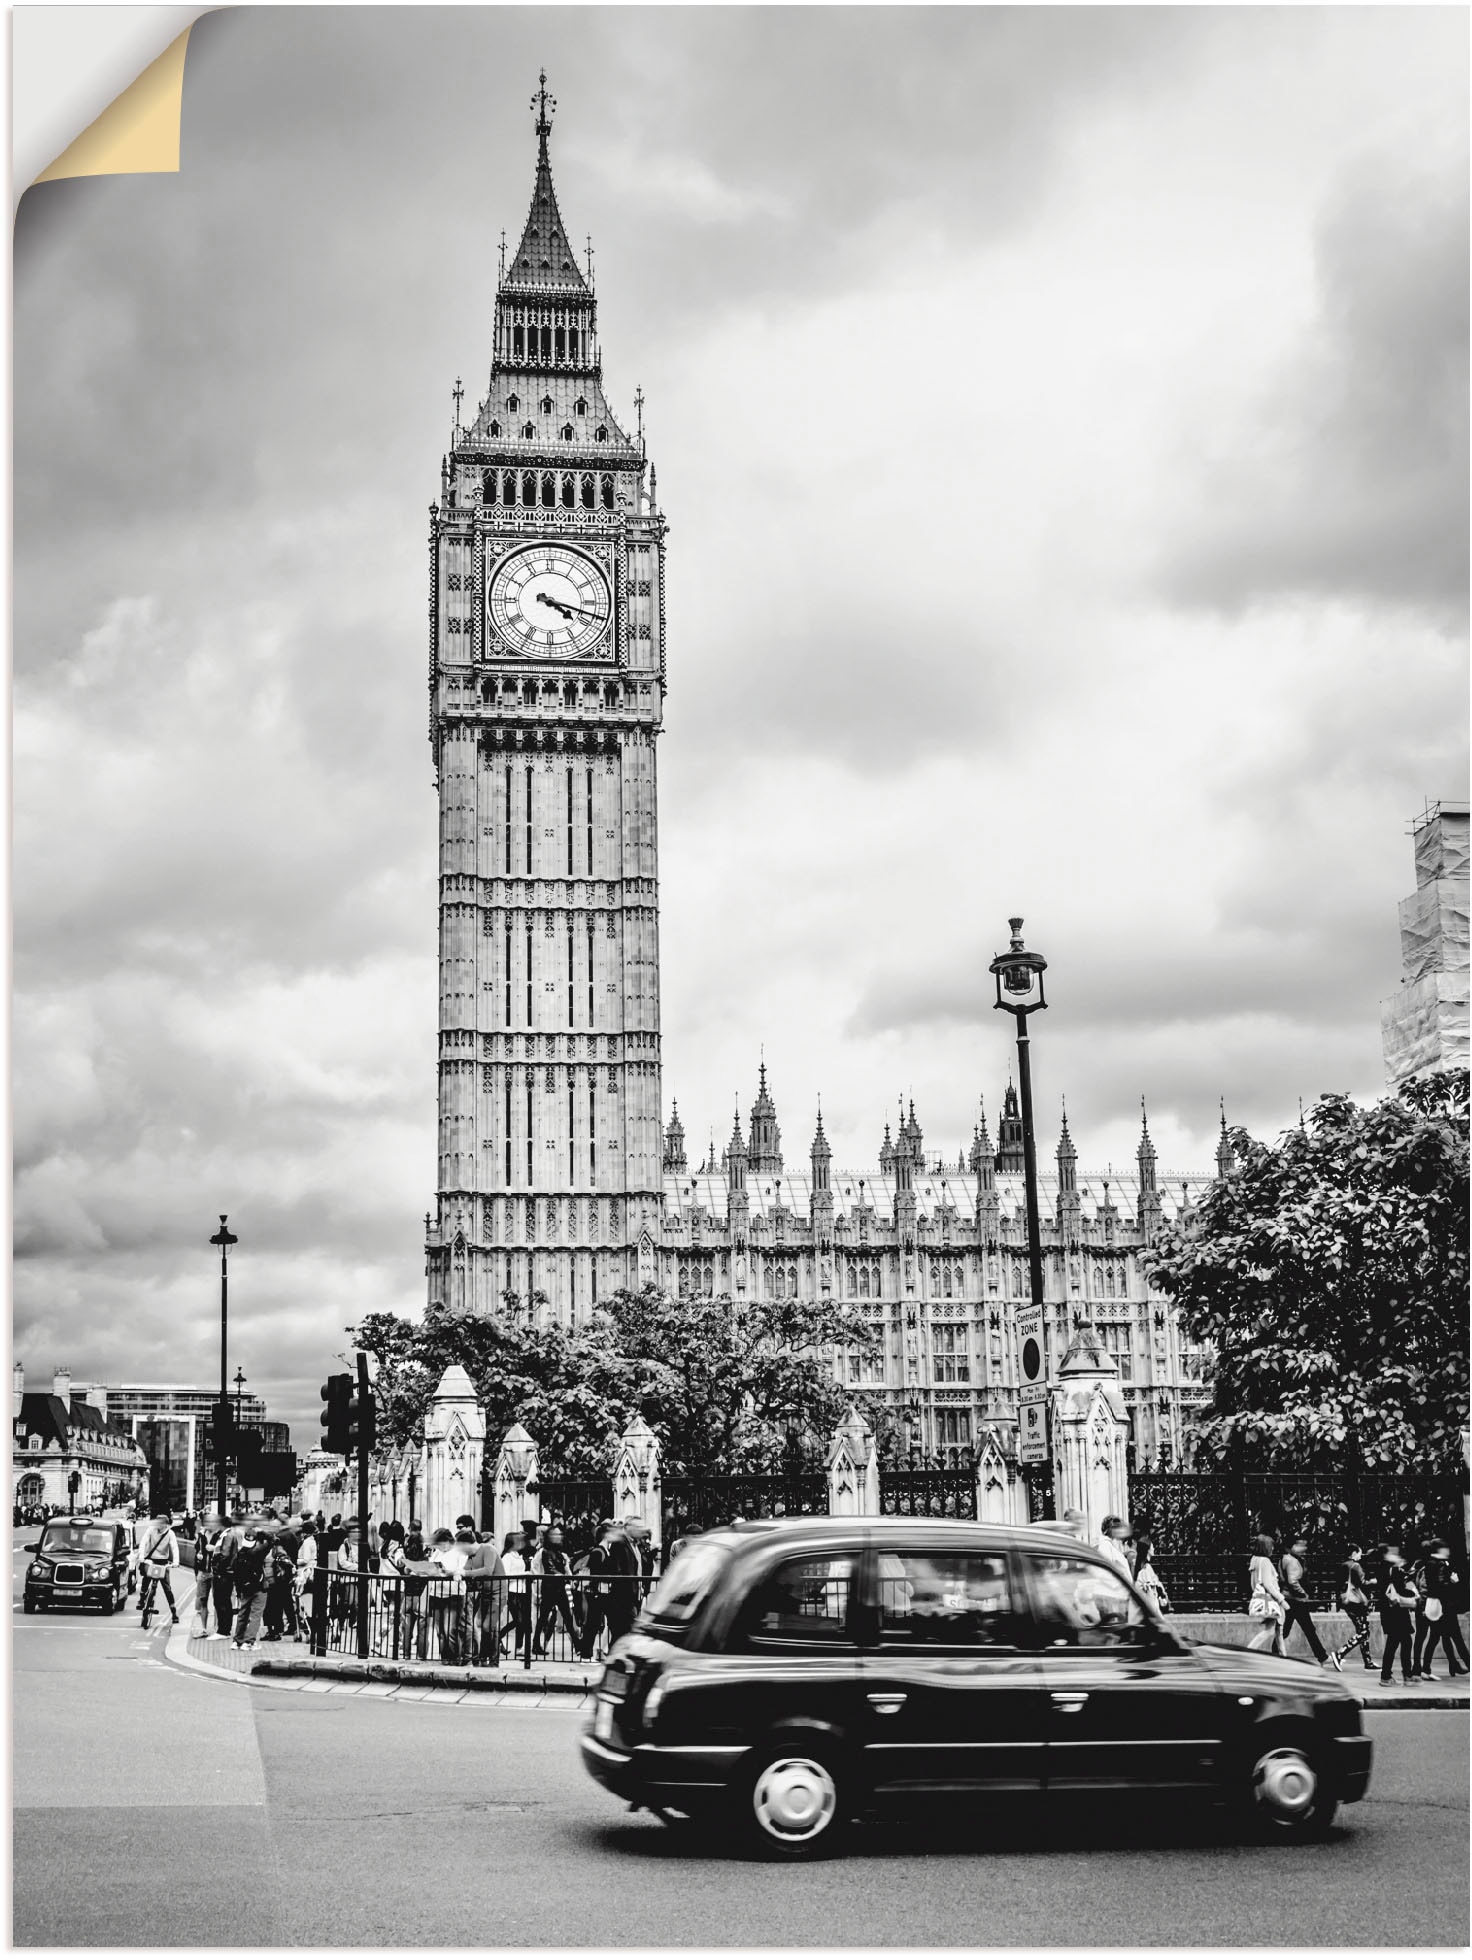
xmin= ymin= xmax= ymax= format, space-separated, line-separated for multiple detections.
xmin=426 ymin=76 xmax=666 ymax=1324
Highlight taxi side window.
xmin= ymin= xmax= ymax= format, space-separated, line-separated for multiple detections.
xmin=877 ymin=1551 xmax=1018 ymax=1648
xmin=742 ymin=1554 xmax=856 ymax=1646
xmin=1025 ymin=1554 xmax=1144 ymax=1647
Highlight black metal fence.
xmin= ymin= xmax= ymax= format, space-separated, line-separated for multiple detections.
xmin=476 ymin=1474 xmax=612 ymax=1560
xmin=307 ymin=1569 xmax=651 ymax=1669
xmin=880 ymin=1460 xmax=977 ymax=1519
xmin=662 ymin=1463 xmax=828 ymax=1537
xmin=1130 ymin=1467 xmax=1467 ymax=1612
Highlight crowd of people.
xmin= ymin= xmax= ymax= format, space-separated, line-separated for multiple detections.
xmin=139 ymin=1505 xmax=665 ymax=1664
xmin=1245 ymin=1532 xmax=1468 ymax=1683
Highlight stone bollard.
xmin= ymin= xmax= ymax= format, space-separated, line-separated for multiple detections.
xmin=827 ymin=1404 xmax=881 ymax=1516
xmin=421 ymin=1365 xmax=487 ymax=1538
xmin=610 ymin=1414 xmax=662 ymax=1552
xmin=491 ymin=1422 xmax=538 ymax=1552
xmin=1049 ymin=1324 xmax=1130 ymax=1541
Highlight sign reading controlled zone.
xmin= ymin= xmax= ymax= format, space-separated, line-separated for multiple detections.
xmin=1016 ymin=1302 xmax=1049 ymax=1462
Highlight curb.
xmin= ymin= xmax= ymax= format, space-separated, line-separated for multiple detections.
xmin=252 ymin=1655 xmax=597 ymax=1696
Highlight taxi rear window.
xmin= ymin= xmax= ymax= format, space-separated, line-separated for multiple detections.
xmin=642 ymin=1537 xmax=736 ymax=1623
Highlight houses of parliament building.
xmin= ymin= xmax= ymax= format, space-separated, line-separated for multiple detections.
xmin=423 ymin=81 xmax=1216 ymax=1466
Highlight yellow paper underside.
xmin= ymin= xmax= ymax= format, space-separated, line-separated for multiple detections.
xmin=34 ymin=25 xmax=192 ymax=184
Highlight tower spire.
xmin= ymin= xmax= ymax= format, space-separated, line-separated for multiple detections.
xmin=531 ymin=68 xmax=555 ymax=154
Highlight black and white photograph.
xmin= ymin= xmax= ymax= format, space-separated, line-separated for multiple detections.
xmin=11 ymin=5 xmax=1469 ymax=1945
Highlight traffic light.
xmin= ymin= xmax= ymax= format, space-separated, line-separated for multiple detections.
xmin=345 ymin=1380 xmax=376 ymax=1456
xmin=320 ymin=1372 xmax=352 ymax=1455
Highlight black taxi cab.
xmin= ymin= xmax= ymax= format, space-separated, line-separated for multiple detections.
xmin=23 ymin=1517 xmax=135 ymax=1615
xmin=580 ymin=1519 xmax=1371 ymax=1858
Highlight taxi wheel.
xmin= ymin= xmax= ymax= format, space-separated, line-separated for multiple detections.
xmin=101 ymin=1590 xmax=116 ymax=1616
xmin=1249 ymin=1743 xmax=1336 ymax=1839
xmin=22 ymin=1597 xmax=36 ymax=1614
xmin=746 ymin=1741 xmax=848 ymax=1860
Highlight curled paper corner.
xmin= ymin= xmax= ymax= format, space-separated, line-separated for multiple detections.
xmin=34 ymin=23 xmax=193 ymax=186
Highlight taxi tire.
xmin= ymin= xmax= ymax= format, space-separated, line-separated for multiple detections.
xmin=22 ymin=1596 xmax=36 ymax=1614
xmin=1246 ymin=1739 xmax=1337 ymax=1840
xmin=745 ymin=1738 xmax=849 ymax=1861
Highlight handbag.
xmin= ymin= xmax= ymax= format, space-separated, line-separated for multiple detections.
xmin=1248 ymin=1591 xmax=1268 ymax=1617
xmin=1425 ymin=1596 xmax=1443 ymax=1623
xmin=1341 ymin=1583 xmax=1367 ymax=1609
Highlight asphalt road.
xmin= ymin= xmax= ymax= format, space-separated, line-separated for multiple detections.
xmin=13 ymin=1543 xmax=1470 ymax=1947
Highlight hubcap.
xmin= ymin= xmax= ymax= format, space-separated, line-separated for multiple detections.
xmin=1254 ymin=1747 xmax=1317 ymax=1822
xmin=752 ymin=1755 xmax=837 ymax=1843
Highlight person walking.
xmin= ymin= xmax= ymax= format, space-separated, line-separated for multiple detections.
xmin=577 ymin=1519 xmax=617 ymax=1661
xmin=604 ymin=1519 xmax=643 ymax=1650
xmin=1094 ymin=1516 xmax=1134 ymax=1583
xmin=190 ymin=1527 xmax=214 ymax=1636
xmin=463 ymin=1529 xmax=507 ymax=1666
xmin=1246 ymin=1534 xmax=1288 ymax=1655
xmin=500 ymin=1530 xmax=532 ymax=1660
xmin=207 ymin=1517 xmax=241 ymax=1641
xmin=424 ymin=1527 xmax=467 ymax=1664
xmin=1132 ymin=1534 xmax=1172 ymax=1616
xmin=230 ymin=1527 xmax=272 ymax=1651
xmin=532 ymin=1526 xmax=579 ymax=1656
xmin=1279 ymin=1537 xmax=1330 ymax=1664
xmin=1417 ymin=1540 xmax=1469 ymax=1679
xmin=1327 ymin=1543 xmax=1376 ymax=1672
xmin=1378 ymin=1546 xmax=1419 ymax=1686
xmin=136 ymin=1511 xmax=181 ymax=1629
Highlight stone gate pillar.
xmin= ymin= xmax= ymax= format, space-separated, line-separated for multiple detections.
xmin=974 ymin=1428 xmax=1026 ymax=1526
xmin=491 ymin=1422 xmax=539 ymax=1551
xmin=421 ymin=1365 xmax=486 ymax=1538
xmin=827 ymin=1404 xmax=881 ymax=1517
xmin=611 ymin=1414 xmax=662 ymax=1551
xmin=1049 ymin=1325 xmax=1130 ymax=1540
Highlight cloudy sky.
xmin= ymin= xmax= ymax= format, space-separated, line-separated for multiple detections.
xmin=14 ymin=6 xmax=1467 ymax=1445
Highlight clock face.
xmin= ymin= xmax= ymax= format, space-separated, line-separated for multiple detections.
xmin=486 ymin=543 xmax=611 ymax=659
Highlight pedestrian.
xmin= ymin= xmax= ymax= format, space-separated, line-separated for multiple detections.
xmin=463 ymin=1528 xmax=507 ymax=1665
xmin=500 ymin=1529 xmax=532 ymax=1659
xmin=1132 ymin=1534 xmax=1172 ymax=1616
xmin=261 ymin=1530 xmax=300 ymax=1642
xmin=577 ymin=1518 xmax=618 ymax=1661
xmin=1094 ymin=1515 xmax=1133 ymax=1582
xmin=230 ymin=1527 xmax=272 ymax=1650
xmin=532 ymin=1525 xmax=579 ymax=1657
xmin=665 ymin=1522 xmax=703 ymax=1568
xmin=385 ymin=1524 xmax=433 ymax=1662
xmin=295 ymin=1516 xmax=319 ymax=1633
xmin=1279 ymin=1537 xmax=1330 ymax=1664
xmin=1246 ymin=1534 xmax=1288 ymax=1655
xmin=1378 ymin=1545 xmax=1419 ymax=1686
xmin=426 ymin=1526 xmax=467 ymax=1664
xmin=604 ymin=1519 xmax=643 ymax=1648
xmin=1417 ymin=1540 xmax=1469 ymax=1680
xmin=1327 ymin=1542 xmax=1376 ymax=1672
xmin=207 ymin=1517 xmax=241 ymax=1641
xmin=190 ymin=1526 xmax=214 ymax=1636
xmin=1059 ymin=1508 xmax=1088 ymax=1543
xmin=136 ymin=1511 xmax=181 ymax=1629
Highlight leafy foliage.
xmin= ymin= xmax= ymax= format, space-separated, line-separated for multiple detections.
xmin=1150 ymin=1070 xmax=1469 ymax=1471
xmin=348 ymin=1286 xmax=879 ymax=1476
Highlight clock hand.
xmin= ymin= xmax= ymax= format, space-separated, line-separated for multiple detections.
xmin=535 ymin=593 xmax=578 ymax=621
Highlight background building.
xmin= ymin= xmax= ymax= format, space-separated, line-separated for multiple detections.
xmin=103 ymin=1384 xmax=276 ymax=1513
xmin=660 ymin=1076 xmax=1215 ymax=1466
xmin=1381 ymin=799 xmax=1470 ymax=1086
xmin=12 ymin=1366 xmax=148 ymax=1513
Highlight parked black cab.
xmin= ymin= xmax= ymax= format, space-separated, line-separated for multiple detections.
xmin=23 ymin=1517 xmax=134 ymax=1615
xmin=580 ymin=1519 xmax=1372 ymax=1858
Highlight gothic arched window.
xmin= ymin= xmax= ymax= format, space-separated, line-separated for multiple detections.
xmin=522 ymin=422 xmax=535 ymax=440
xmin=787 ymin=1267 xmax=798 ymax=1298
xmin=512 ymin=326 xmax=524 ymax=357
xmin=575 ymin=397 xmax=587 ymax=416
xmin=521 ymin=471 xmax=537 ymax=504
xmin=595 ymin=425 xmax=608 ymax=443
xmin=561 ymin=473 xmax=575 ymax=506
xmin=540 ymin=396 xmax=553 ymax=414
xmin=581 ymin=473 xmax=595 ymax=509
xmin=507 ymin=394 xmax=520 ymax=413
xmin=847 ymin=1262 xmax=857 ymax=1295
xmin=540 ymin=325 xmax=552 ymax=358
xmin=483 ymin=470 xmax=498 ymax=504
xmin=503 ymin=472 xmax=517 ymax=505
xmin=541 ymin=472 xmax=555 ymax=507
xmin=568 ymin=329 xmax=580 ymax=360
xmin=679 ymin=1267 xmax=690 ymax=1297
xmin=600 ymin=474 xmax=615 ymax=510
xmin=561 ymin=424 xmax=574 ymax=442
xmin=488 ymin=420 xmax=501 ymax=438
xmin=859 ymin=1269 xmax=870 ymax=1299
xmin=554 ymin=327 xmax=565 ymax=359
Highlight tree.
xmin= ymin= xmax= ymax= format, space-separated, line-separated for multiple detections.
xmin=348 ymin=1284 xmax=880 ymax=1476
xmin=1149 ymin=1070 xmax=1469 ymax=1471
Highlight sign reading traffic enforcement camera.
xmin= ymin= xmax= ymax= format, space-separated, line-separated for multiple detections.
xmin=1018 ymin=1397 xmax=1049 ymax=1464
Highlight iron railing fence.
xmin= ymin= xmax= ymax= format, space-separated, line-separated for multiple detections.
xmin=1129 ymin=1468 xmax=1467 ymax=1613
xmin=879 ymin=1465 xmax=977 ymax=1519
xmin=307 ymin=1569 xmax=653 ymax=1669
xmin=662 ymin=1464 xmax=828 ymax=1537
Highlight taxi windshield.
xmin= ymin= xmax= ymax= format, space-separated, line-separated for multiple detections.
xmin=41 ymin=1525 xmax=114 ymax=1555
xmin=642 ymin=1537 xmax=736 ymax=1624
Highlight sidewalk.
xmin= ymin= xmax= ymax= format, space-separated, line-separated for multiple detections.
xmin=165 ymin=1621 xmax=1470 ymax=1710
xmin=168 ymin=1620 xmax=598 ymax=1702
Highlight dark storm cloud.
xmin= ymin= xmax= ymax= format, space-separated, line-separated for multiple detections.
xmin=1158 ymin=153 xmax=1470 ymax=622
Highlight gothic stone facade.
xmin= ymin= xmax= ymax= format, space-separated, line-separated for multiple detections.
xmin=659 ymin=1079 xmax=1219 ymax=1466
xmin=424 ymin=90 xmax=1217 ymax=1468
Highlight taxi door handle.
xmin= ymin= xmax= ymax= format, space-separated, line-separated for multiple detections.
xmin=868 ymin=1693 xmax=907 ymax=1715
xmin=1051 ymin=1692 xmax=1089 ymax=1712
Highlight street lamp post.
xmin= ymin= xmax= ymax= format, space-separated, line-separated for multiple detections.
xmin=989 ymin=919 xmax=1050 ymax=1503
xmin=210 ymin=1216 xmax=238 ymax=1521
